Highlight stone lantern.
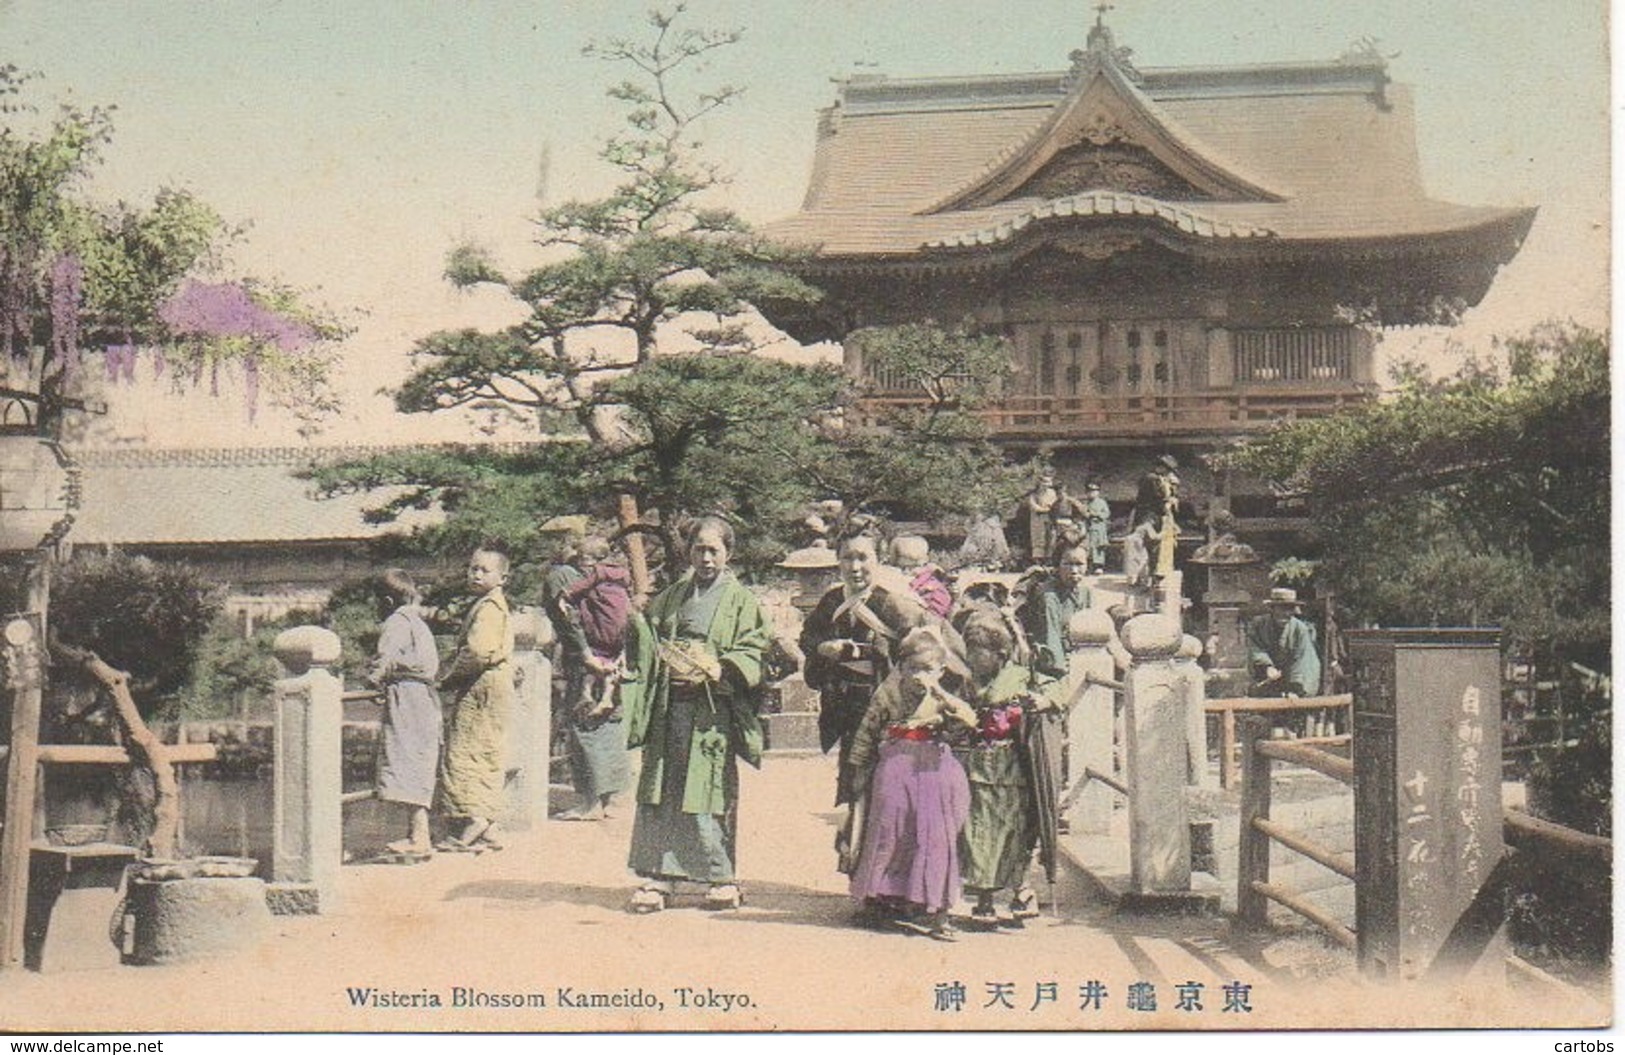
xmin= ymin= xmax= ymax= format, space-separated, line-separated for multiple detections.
xmin=776 ymin=544 xmax=839 ymax=614
xmin=1187 ymin=530 xmax=1268 ymax=697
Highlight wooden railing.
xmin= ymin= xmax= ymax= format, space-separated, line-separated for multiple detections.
xmin=338 ymin=688 xmax=386 ymax=806
xmin=1237 ymin=713 xmax=1614 ymax=967
xmin=1503 ymin=808 xmax=1612 ymax=867
xmin=1206 ymin=694 xmax=1353 ymax=790
xmin=1235 ymin=715 xmax=1358 ymax=948
xmin=1232 ymin=327 xmax=1360 ymax=384
xmin=856 ymin=388 xmax=1371 ymax=437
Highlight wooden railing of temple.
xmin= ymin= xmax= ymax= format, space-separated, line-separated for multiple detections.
xmin=1232 ymin=327 xmax=1361 ymax=384
xmin=856 ymin=387 xmax=1370 ymax=437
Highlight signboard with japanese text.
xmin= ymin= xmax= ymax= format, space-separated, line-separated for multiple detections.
xmin=1350 ymin=629 xmax=1505 ymax=979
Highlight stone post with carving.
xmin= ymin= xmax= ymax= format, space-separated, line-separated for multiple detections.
xmin=270 ymin=626 xmax=343 ymax=915
xmin=1121 ymin=613 xmax=1192 ymax=899
xmin=1065 ymin=608 xmax=1118 ymax=836
xmin=504 ymin=606 xmax=554 ymax=829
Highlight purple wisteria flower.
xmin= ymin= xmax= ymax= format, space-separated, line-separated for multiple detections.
xmin=157 ymin=280 xmax=316 ymax=351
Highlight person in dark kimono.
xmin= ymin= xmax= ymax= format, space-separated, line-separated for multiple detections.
xmin=368 ymin=569 xmax=441 ymax=858
xmin=799 ymin=534 xmax=929 ymax=808
xmin=623 ymin=517 xmax=772 ymax=913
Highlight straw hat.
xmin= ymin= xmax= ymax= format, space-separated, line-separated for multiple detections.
xmin=1265 ymin=587 xmax=1302 ymax=609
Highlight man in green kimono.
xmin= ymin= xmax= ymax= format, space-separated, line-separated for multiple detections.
xmin=623 ymin=517 xmax=772 ymax=913
xmin=1246 ymin=587 xmax=1322 ymax=697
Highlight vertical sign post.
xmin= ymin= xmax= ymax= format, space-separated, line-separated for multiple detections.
xmin=1349 ymin=628 xmax=1503 ymax=979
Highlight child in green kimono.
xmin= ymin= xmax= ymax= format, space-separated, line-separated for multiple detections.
xmin=952 ymin=606 xmax=1055 ymax=926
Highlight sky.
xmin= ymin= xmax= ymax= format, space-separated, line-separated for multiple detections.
xmin=1 ymin=0 xmax=1611 ymax=447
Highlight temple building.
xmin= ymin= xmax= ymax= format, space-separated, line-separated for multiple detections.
xmin=758 ymin=17 xmax=1535 ymax=533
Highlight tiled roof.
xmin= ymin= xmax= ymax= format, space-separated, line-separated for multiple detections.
xmin=923 ymin=192 xmax=1275 ymax=248
xmin=763 ymin=43 xmax=1536 ymax=261
xmin=68 ymin=443 xmax=558 ymax=546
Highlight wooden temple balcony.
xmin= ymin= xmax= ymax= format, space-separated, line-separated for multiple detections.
xmin=857 ymin=385 xmax=1373 ymax=442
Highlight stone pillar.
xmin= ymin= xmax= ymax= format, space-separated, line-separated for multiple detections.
xmin=1176 ymin=634 xmax=1213 ymax=789
xmin=1066 ymin=609 xmax=1118 ymax=836
xmin=1121 ymin=613 xmax=1191 ymax=898
xmin=504 ymin=606 xmax=554 ymax=830
xmin=270 ymin=626 xmax=343 ymax=915
xmin=1350 ymin=629 xmax=1505 ymax=980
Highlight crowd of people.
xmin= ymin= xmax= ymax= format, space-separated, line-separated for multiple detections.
xmin=360 ymin=454 xmax=1323 ymax=938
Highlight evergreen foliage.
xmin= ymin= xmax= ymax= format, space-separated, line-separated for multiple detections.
xmin=1223 ymin=323 xmax=1610 ymax=833
xmin=333 ymin=8 xmax=1027 ymax=574
xmin=49 ymin=551 xmax=222 ymax=711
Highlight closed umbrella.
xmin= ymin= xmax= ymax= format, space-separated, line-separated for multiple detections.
xmin=1020 ymin=703 xmax=1065 ymax=896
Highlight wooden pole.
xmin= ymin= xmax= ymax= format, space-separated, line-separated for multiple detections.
xmin=1221 ymin=708 xmax=1237 ymax=790
xmin=1235 ymin=714 xmax=1272 ymax=931
xmin=0 ymin=557 xmax=48 ymax=970
xmin=617 ymin=494 xmax=651 ymax=601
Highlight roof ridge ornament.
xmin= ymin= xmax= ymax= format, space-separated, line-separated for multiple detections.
xmin=1069 ymin=2 xmax=1142 ymax=85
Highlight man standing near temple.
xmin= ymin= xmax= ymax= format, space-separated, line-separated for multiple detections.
xmin=1081 ymin=482 xmax=1111 ymax=572
xmin=1015 ymin=466 xmax=1062 ymax=568
xmin=1246 ymin=588 xmax=1322 ymax=698
xmin=1133 ymin=454 xmax=1181 ymax=580
xmin=623 ymin=517 xmax=773 ymax=912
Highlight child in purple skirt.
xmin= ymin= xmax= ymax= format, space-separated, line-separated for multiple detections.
xmin=846 ymin=627 xmax=977 ymax=940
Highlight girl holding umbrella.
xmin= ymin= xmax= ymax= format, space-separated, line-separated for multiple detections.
xmin=951 ymin=606 xmax=1062 ymax=926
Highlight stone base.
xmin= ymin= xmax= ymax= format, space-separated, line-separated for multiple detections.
xmin=126 ymin=876 xmax=271 ymax=965
xmin=1118 ymin=889 xmax=1223 ymax=916
xmin=32 ymin=886 xmax=126 ymax=973
xmin=764 ymin=711 xmax=822 ymax=754
xmin=265 ymin=881 xmax=323 ymax=916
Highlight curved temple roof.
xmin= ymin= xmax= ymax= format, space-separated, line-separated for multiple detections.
xmin=922 ymin=192 xmax=1277 ymax=249
xmin=761 ymin=25 xmax=1536 ymax=271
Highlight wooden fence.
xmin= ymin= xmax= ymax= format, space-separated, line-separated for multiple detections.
xmin=1236 ymin=715 xmax=1614 ymax=969
xmin=1207 ymin=694 xmax=1352 ymax=790
xmin=1235 ymin=715 xmax=1357 ymax=948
